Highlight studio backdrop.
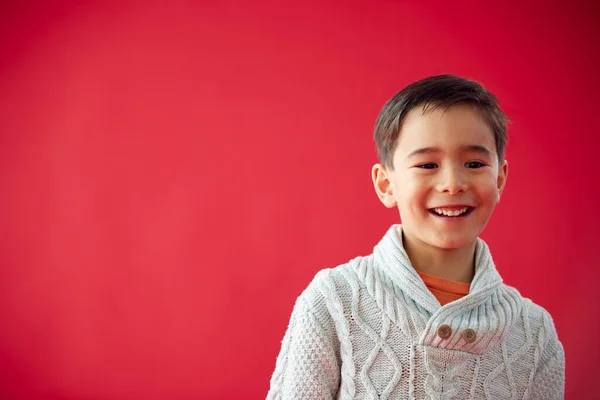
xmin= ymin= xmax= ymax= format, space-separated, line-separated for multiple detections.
xmin=1 ymin=1 xmax=598 ymax=399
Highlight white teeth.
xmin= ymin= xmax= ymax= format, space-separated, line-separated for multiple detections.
xmin=433 ymin=207 xmax=469 ymax=217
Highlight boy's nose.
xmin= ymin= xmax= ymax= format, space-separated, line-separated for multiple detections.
xmin=436 ymin=167 xmax=468 ymax=195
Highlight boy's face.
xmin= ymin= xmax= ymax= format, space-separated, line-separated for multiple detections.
xmin=372 ymin=104 xmax=508 ymax=250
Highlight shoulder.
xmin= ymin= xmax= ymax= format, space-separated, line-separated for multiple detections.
xmin=523 ymin=298 xmax=557 ymax=331
xmin=295 ymin=255 xmax=374 ymax=319
xmin=523 ymin=296 xmax=562 ymax=350
xmin=501 ymin=283 xmax=563 ymax=356
xmin=500 ymin=283 xmax=558 ymax=331
xmin=300 ymin=255 xmax=372 ymax=302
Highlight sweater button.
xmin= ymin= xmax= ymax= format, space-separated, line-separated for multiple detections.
xmin=463 ymin=328 xmax=477 ymax=343
xmin=437 ymin=324 xmax=452 ymax=339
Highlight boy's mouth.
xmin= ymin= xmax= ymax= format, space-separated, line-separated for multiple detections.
xmin=428 ymin=206 xmax=474 ymax=218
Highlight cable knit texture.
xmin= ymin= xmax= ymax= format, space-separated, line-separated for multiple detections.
xmin=267 ymin=225 xmax=564 ymax=399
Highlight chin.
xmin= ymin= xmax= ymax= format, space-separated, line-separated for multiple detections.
xmin=429 ymin=234 xmax=476 ymax=250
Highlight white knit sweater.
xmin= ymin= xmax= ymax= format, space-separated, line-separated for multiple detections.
xmin=267 ymin=225 xmax=564 ymax=399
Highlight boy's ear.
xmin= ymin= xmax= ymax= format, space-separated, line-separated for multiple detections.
xmin=372 ymin=163 xmax=397 ymax=208
xmin=497 ymin=159 xmax=508 ymax=201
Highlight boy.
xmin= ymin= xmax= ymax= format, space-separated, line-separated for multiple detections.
xmin=266 ymin=75 xmax=565 ymax=399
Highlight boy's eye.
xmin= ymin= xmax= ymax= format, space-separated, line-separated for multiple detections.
xmin=465 ymin=161 xmax=485 ymax=168
xmin=416 ymin=163 xmax=438 ymax=169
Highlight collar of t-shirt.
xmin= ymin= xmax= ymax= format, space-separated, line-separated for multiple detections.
xmin=416 ymin=270 xmax=471 ymax=306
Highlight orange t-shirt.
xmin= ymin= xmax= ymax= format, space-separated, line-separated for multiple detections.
xmin=416 ymin=270 xmax=471 ymax=306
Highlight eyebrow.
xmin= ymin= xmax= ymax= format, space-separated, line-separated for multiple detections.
xmin=407 ymin=145 xmax=493 ymax=159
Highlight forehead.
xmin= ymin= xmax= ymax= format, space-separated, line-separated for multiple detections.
xmin=395 ymin=104 xmax=496 ymax=155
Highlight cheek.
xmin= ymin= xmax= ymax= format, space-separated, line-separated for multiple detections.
xmin=403 ymin=182 xmax=430 ymax=213
xmin=395 ymin=172 xmax=431 ymax=215
xmin=475 ymin=179 xmax=500 ymax=205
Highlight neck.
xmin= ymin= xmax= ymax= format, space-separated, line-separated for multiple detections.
xmin=401 ymin=231 xmax=476 ymax=284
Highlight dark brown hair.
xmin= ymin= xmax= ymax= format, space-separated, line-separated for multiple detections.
xmin=374 ymin=75 xmax=508 ymax=169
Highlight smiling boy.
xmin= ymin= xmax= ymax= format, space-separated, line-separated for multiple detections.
xmin=267 ymin=75 xmax=565 ymax=399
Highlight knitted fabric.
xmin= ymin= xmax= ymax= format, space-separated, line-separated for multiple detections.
xmin=267 ymin=225 xmax=564 ymax=399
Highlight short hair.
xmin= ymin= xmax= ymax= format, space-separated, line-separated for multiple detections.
xmin=374 ymin=75 xmax=508 ymax=169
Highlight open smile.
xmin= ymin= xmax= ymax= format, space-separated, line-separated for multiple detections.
xmin=427 ymin=206 xmax=475 ymax=218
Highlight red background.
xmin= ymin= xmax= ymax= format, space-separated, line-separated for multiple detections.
xmin=1 ymin=1 xmax=598 ymax=399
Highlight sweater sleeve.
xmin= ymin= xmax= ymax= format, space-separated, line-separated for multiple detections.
xmin=529 ymin=309 xmax=565 ymax=400
xmin=529 ymin=345 xmax=565 ymax=400
xmin=266 ymin=295 xmax=340 ymax=399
